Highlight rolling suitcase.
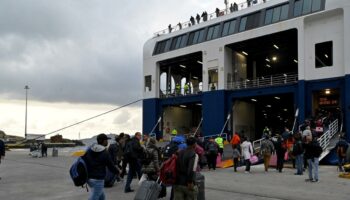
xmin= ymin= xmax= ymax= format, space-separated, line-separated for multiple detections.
xmin=196 ymin=172 xmax=205 ymax=200
xmin=134 ymin=179 xmax=162 ymax=200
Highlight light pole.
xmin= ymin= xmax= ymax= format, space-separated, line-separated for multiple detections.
xmin=24 ymin=85 xmax=29 ymax=139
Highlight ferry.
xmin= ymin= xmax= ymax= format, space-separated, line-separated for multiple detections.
xmin=142 ymin=0 xmax=350 ymax=162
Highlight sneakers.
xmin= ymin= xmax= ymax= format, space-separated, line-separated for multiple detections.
xmin=305 ymin=178 xmax=313 ymax=182
xmin=311 ymin=179 xmax=319 ymax=183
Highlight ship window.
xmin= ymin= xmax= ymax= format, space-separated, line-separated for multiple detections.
xmin=265 ymin=9 xmax=273 ymax=25
xmin=145 ymin=75 xmax=152 ymax=92
xmin=239 ymin=17 xmax=247 ymax=32
xmin=154 ymin=39 xmax=170 ymax=54
xmin=315 ymin=41 xmax=333 ymax=68
xmin=188 ymin=29 xmax=205 ymax=45
xmin=207 ymin=24 xmax=221 ymax=40
xmin=170 ymin=35 xmax=186 ymax=50
xmin=302 ymin=0 xmax=312 ymax=14
xmin=272 ymin=6 xmax=281 ymax=23
xmin=312 ymin=0 xmax=322 ymax=12
xmin=246 ymin=12 xmax=260 ymax=30
xmin=222 ymin=20 xmax=236 ymax=36
xmin=280 ymin=4 xmax=289 ymax=20
xmin=294 ymin=0 xmax=302 ymax=17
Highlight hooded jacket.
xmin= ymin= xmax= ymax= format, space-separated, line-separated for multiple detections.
xmin=83 ymin=143 xmax=117 ymax=180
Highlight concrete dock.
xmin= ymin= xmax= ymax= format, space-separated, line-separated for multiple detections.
xmin=0 ymin=150 xmax=349 ymax=200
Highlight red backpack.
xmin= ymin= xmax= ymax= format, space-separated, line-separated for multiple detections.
xmin=160 ymin=154 xmax=177 ymax=185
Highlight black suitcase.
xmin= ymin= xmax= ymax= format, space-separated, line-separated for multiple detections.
xmin=196 ymin=172 xmax=205 ymax=200
xmin=134 ymin=179 xmax=162 ymax=200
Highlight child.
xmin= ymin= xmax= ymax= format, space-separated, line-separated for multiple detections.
xmin=232 ymin=144 xmax=241 ymax=172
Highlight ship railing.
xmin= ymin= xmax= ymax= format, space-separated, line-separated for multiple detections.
xmin=154 ymin=0 xmax=271 ymax=37
xmin=227 ymin=73 xmax=298 ymax=90
xmin=159 ymin=87 xmax=202 ymax=98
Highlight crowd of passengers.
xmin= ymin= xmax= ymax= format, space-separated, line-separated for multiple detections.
xmin=82 ymin=113 xmax=348 ymax=199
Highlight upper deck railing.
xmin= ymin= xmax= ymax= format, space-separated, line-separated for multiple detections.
xmin=154 ymin=0 xmax=272 ymax=37
xmin=227 ymin=73 xmax=298 ymax=90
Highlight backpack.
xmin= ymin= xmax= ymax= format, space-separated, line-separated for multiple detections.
xmin=159 ymin=154 xmax=177 ymax=185
xmin=207 ymin=142 xmax=218 ymax=154
xmin=69 ymin=157 xmax=88 ymax=187
xmin=141 ymin=148 xmax=154 ymax=165
xmin=292 ymin=141 xmax=304 ymax=156
xmin=123 ymin=140 xmax=134 ymax=159
xmin=260 ymin=141 xmax=271 ymax=156
xmin=163 ymin=142 xmax=179 ymax=160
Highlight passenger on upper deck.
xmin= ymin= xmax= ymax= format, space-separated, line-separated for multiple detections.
xmin=168 ymin=24 xmax=172 ymax=33
xmin=215 ymin=8 xmax=220 ymax=17
xmin=201 ymin=11 xmax=208 ymax=22
xmin=177 ymin=22 xmax=182 ymax=30
xmin=196 ymin=14 xmax=200 ymax=24
xmin=190 ymin=16 xmax=195 ymax=26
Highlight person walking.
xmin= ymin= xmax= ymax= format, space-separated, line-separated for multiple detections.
xmin=304 ymin=137 xmax=322 ymax=182
xmin=292 ymin=132 xmax=304 ymax=175
xmin=241 ymin=136 xmax=253 ymax=173
xmin=124 ymin=132 xmax=144 ymax=193
xmin=84 ymin=133 xmax=118 ymax=200
xmin=335 ymin=135 xmax=349 ymax=172
xmin=274 ymin=135 xmax=286 ymax=173
xmin=215 ymin=135 xmax=224 ymax=157
xmin=232 ymin=144 xmax=241 ymax=172
xmin=174 ymin=137 xmax=199 ymax=200
xmin=0 ymin=136 xmax=5 ymax=180
xmin=205 ymin=138 xmax=219 ymax=170
xmin=260 ymin=135 xmax=275 ymax=172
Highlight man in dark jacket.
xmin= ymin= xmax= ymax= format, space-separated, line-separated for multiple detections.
xmin=304 ymin=138 xmax=322 ymax=182
xmin=0 ymin=137 xmax=5 ymax=180
xmin=174 ymin=137 xmax=199 ymax=200
xmin=84 ymin=133 xmax=117 ymax=200
xmin=124 ymin=132 xmax=144 ymax=193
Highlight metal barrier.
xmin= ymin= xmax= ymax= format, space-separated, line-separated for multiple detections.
xmin=227 ymin=73 xmax=298 ymax=90
xmin=160 ymin=87 xmax=201 ymax=98
xmin=318 ymin=119 xmax=339 ymax=150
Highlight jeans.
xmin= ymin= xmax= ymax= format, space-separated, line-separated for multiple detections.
xmin=295 ymin=154 xmax=303 ymax=174
xmin=125 ymin=159 xmax=142 ymax=191
xmin=245 ymin=159 xmax=251 ymax=172
xmin=87 ymin=179 xmax=105 ymax=200
xmin=308 ymin=158 xmax=319 ymax=181
xmin=338 ymin=156 xmax=346 ymax=172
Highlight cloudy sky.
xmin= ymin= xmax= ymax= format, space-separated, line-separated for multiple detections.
xmin=0 ymin=0 xmax=246 ymax=139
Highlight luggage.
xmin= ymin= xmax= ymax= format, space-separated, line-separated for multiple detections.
xmin=104 ymin=168 xmax=117 ymax=187
xmin=134 ymin=179 xmax=162 ymax=200
xmin=196 ymin=172 xmax=205 ymax=200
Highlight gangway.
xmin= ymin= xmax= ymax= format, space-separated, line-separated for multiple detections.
xmin=318 ymin=119 xmax=339 ymax=160
xmin=252 ymin=119 xmax=340 ymax=160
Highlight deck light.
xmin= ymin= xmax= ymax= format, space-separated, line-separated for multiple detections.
xmin=266 ymin=105 xmax=271 ymax=108
xmin=266 ymin=64 xmax=271 ymax=68
xmin=272 ymin=56 xmax=277 ymax=61
xmin=196 ymin=103 xmax=202 ymax=106
xmin=251 ymin=99 xmax=257 ymax=102
xmin=180 ymin=105 xmax=187 ymax=108
xmin=274 ymin=96 xmax=280 ymax=100
xmin=294 ymin=59 xmax=298 ymax=63
xmin=179 ymin=64 xmax=186 ymax=68
xmin=325 ymin=54 xmax=329 ymax=58
xmin=265 ymin=58 xmax=270 ymax=62
xmin=283 ymin=74 xmax=287 ymax=77
xmin=273 ymin=44 xmax=279 ymax=49
xmin=283 ymin=108 xmax=288 ymax=112
xmin=197 ymin=61 xmax=203 ymax=64
xmin=242 ymin=51 xmax=248 ymax=56
xmin=325 ymin=89 xmax=331 ymax=95
xmin=193 ymin=76 xmax=198 ymax=79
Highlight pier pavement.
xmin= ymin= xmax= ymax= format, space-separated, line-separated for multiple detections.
xmin=0 ymin=150 xmax=349 ymax=200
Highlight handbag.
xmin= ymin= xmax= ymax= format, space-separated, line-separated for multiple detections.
xmin=250 ymin=155 xmax=258 ymax=164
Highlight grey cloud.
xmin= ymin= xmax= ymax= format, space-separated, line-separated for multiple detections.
xmin=0 ymin=0 xmax=217 ymax=105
